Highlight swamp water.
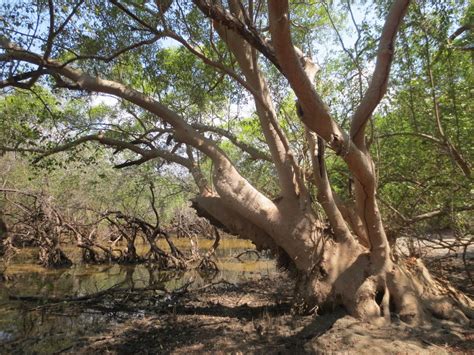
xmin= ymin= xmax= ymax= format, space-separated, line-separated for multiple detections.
xmin=0 ymin=238 xmax=277 ymax=353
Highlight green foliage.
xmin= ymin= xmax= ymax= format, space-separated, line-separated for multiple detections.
xmin=0 ymin=0 xmax=472 ymax=235
xmin=0 ymin=151 xmax=190 ymax=225
xmin=373 ymin=0 xmax=473 ymax=230
xmin=0 ymin=87 xmax=56 ymax=147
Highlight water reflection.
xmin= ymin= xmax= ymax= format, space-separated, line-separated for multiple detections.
xmin=0 ymin=238 xmax=276 ymax=353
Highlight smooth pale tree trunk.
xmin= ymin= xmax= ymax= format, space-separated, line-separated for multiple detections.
xmin=1 ymin=0 xmax=472 ymax=324
xmin=192 ymin=192 xmax=472 ymax=324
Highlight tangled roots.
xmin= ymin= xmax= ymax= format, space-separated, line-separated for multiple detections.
xmin=295 ymin=251 xmax=472 ymax=324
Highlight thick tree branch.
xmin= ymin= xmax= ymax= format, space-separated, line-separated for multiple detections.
xmin=333 ymin=194 xmax=370 ymax=247
xmin=185 ymin=146 xmax=212 ymax=195
xmin=306 ymin=130 xmax=356 ymax=245
xmin=192 ymin=0 xmax=281 ymax=70
xmin=350 ymin=0 xmax=410 ymax=147
xmin=95 ymin=0 xmax=303 ymax=198
xmin=213 ymin=2 xmax=306 ymax=202
xmin=0 ymin=38 xmax=292 ymax=262
xmin=0 ymin=69 xmax=51 ymax=89
xmin=267 ymin=1 xmax=348 ymax=154
xmin=449 ymin=24 xmax=473 ymax=42
xmin=408 ymin=205 xmax=473 ymax=223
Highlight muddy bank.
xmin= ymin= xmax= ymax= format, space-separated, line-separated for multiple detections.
xmin=0 ymin=240 xmax=472 ymax=354
xmin=76 ymin=276 xmax=473 ymax=354
xmin=2 ymin=273 xmax=471 ymax=354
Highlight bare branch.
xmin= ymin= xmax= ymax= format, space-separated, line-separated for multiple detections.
xmin=54 ymin=0 xmax=85 ymax=37
xmin=193 ymin=0 xmax=281 ymax=70
xmin=350 ymin=0 xmax=410 ymax=147
xmin=113 ymin=156 xmax=151 ymax=169
xmin=378 ymin=130 xmax=471 ymax=178
xmin=306 ymin=130 xmax=356 ymax=245
xmin=109 ymin=0 xmax=157 ymax=33
xmin=44 ymin=0 xmax=55 ymax=59
xmin=0 ymin=69 xmax=49 ymax=88
xmin=31 ymin=134 xmax=193 ymax=171
xmin=408 ymin=205 xmax=473 ymax=223
xmin=163 ymin=30 xmax=261 ymax=99
xmin=381 ymin=197 xmax=473 ymax=225
xmin=448 ymin=24 xmax=473 ymax=42
xmin=61 ymin=34 xmax=165 ymax=66
xmin=268 ymin=0 xmax=350 ymax=156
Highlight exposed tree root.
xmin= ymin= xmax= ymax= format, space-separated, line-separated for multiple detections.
xmin=191 ymin=194 xmax=473 ymax=325
xmin=388 ymin=257 xmax=473 ymax=323
xmin=294 ymin=241 xmax=473 ymax=325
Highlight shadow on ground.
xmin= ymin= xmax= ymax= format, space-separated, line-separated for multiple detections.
xmin=68 ymin=275 xmax=472 ymax=354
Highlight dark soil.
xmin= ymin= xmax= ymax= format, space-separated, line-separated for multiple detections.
xmin=70 ymin=274 xmax=472 ymax=354
xmin=1 ymin=257 xmax=472 ymax=354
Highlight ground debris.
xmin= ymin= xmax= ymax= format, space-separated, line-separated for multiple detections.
xmin=3 ymin=273 xmax=464 ymax=354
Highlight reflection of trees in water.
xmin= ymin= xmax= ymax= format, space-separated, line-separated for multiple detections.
xmin=71 ymin=264 xmax=115 ymax=295
xmin=122 ymin=265 xmax=135 ymax=289
xmin=145 ymin=264 xmax=179 ymax=286
xmin=112 ymin=264 xmax=190 ymax=291
xmin=0 ymin=255 xmax=270 ymax=352
xmin=5 ymin=268 xmax=70 ymax=297
xmin=7 ymin=298 xmax=111 ymax=352
xmin=195 ymin=267 xmax=220 ymax=284
xmin=0 ymin=188 xmax=223 ymax=272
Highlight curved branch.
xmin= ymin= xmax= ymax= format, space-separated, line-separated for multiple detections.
xmin=31 ymin=134 xmax=193 ymax=169
xmin=408 ymin=205 xmax=473 ymax=224
xmin=1 ymin=36 xmax=324 ymax=269
xmin=449 ymin=25 xmax=473 ymax=42
xmin=214 ymin=1 xmax=308 ymax=202
xmin=377 ymin=131 xmax=442 ymax=144
xmin=267 ymin=1 xmax=348 ymax=153
xmin=0 ymin=69 xmax=51 ymax=89
xmin=381 ymin=197 xmax=473 ymax=225
xmin=162 ymin=30 xmax=263 ymax=103
xmin=350 ymin=0 xmax=410 ymax=147
xmin=109 ymin=0 xmax=158 ymax=33
xmin=61 ymin=34 xmax=165 ymax=66
xmin=306 ymin=130 xmax=356 ymax=245
xmin=192 ymin=0 xmax=280 ymax=70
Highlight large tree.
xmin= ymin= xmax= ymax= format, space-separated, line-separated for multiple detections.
xmin=0 ymin=0 xmax=471 ymax=322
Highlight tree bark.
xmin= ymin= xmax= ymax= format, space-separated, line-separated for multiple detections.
xmin=1 ymin=0 xmax=471 ymax=324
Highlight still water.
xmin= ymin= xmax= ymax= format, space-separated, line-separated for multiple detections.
xmin=0 ymin=237 xmax=276 ymax=353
